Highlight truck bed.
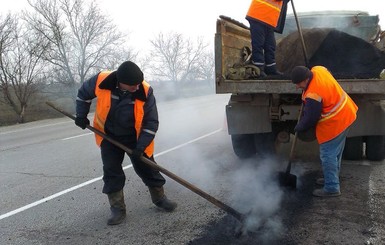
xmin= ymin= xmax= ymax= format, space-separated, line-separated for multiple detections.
xmin=215 ymin=78 xmax=385 ymax=95
xmin=215 ymin=16 xmax=385 ymax=96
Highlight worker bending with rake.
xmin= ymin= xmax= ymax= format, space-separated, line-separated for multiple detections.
xmin=75 ymin=61 xmax=177 ymax=225
xmin=291 ymin=66 xmax=358 ymax=197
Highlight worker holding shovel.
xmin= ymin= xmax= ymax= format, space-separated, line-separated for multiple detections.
xmin=291 ymin=65 xmax=358 ymax=197
xmin=75 ymin=61 xmax=177 ymax=225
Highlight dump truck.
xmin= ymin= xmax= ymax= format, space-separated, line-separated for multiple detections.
xmin=215 ymin=12 xmax=385 ymax=161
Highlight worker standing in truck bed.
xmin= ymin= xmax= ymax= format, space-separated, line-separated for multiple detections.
xmin=246 ymin=0 xmax=289 ymax=77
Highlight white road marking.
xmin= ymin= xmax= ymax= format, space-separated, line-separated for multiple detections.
xmin=155 ymin=129 xmax=222 ymax=157
xmin=0 ymin=121 xmax=70 ymax=135
xmin=62 ymin=132 xmax=93 ymax=140
xmin=0 ymin=174 xmax=111 ymax=220
xmin=0 ymin=128 xmax=222 ymax=221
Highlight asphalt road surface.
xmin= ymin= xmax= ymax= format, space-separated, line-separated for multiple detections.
xmin=1 ymin=94 xmax=384 ymax=245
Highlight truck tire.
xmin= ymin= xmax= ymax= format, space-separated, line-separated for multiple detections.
xmin=365 ymin=135 xmax=385 ymax=161
xmin=231 ymin=134 xmax=256 ymax=159
xmin=343 ymin=136 xmax=363 ymax=160
xmin=254 ymin=132 xmax=276 ymax=157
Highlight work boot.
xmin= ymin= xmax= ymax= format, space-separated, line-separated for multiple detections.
xmin=149 ymin=186 xmax=177 ymax=212
xmin=316 ymin=177 xmax=341 ymax=186
xmin=251 ymin=61 xmax=267 ymax=78
xmin=256 ymin=66 xmax=267 ymax=78
xmin=265 ymin=65 xmax=283 ymax=76
xmin=312 ymin=188 xmax=341 ymax=197
xmin=316 ymin=178 xmax=325 ymax=185
xmin=107 ymin=190 xmax=126 ymax=225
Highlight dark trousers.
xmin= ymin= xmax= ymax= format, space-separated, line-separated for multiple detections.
xmin=100 ymin=138 xmax=165 ymax=194
xmin=247 ymin=19 xmax=276 ymax=66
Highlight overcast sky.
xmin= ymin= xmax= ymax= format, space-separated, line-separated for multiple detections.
xmin=2 ymin=0 xmax=385 ymax=52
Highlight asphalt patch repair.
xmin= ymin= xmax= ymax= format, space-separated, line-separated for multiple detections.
xmin=187 ymin=170 xmax=317 ymax=245
xmin=276 ymin=28 xmax=385 ymax=78
xmin=188 ymin=161 xmax=376 ymax=245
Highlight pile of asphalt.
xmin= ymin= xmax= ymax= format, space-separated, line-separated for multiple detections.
xmin=276 ymin=28 xmax=385 ymax=78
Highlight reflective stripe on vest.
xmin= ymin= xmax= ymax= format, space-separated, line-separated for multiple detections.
xmin=303 ymin=66 xmax=358 ymax=144
xmin=247 ymin=0 xmax=283 ymax=28
xmin=318 ymin=92 xmax=347 ymax=122
xmin=93 ymin=72 xmax=155 ymax=157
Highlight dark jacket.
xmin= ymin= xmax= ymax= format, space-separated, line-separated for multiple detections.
xmin=76 ymin=71 xmax=159 ymax=153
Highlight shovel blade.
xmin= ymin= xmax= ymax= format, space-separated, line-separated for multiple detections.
xmin=278 ymin=172 xmax=297 ymax=189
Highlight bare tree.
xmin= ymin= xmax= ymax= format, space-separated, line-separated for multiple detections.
xmin=149 ymin=32 xmax=209 ymax=84
xmin=0 ymin=14 xmax=14 ymax=106
xmin=97 ymin=43 xmax=138 ymax=71
xmin=0 ymin=14 xmax=13 ymax=62
xmin=0 ymin=14 xmax=49 ymax=123
xmin=25 ymin=0 xmax=134 ymax=98
xmin=196 ymin=50 xmax=215 ymax=88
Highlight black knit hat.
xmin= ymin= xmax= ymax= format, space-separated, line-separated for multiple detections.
xmin=291 ymin=66 xmax=311 ymax=84
xmin=116 ymin=61 xmax=144 ymax=85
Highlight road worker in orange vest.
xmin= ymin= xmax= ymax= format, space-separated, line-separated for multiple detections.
xmin=75 ymin=61 xmax=177 ymax=225
xmin=246 ymin=0 xmax=290 ymax=77
xmin=291 ymin=66 xmax=358 ymax=197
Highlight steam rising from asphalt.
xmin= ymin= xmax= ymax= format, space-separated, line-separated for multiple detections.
xmin=169 ymin=143 xmax=287 ymax=240
xmin=155 ymin=95 xmax=298 ymax=241
xmin=229 ymin=157 xmax=284 ymax=238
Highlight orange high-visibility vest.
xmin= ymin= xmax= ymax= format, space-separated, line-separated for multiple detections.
xmin=246 ymin=0 xmax=283 ymax=28
xmin=93 ymin=71 xmax=155 ymax=157
xmin=303 ymin=66 xmax=358 ymax=144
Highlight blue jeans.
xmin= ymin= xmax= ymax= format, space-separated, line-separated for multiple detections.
xmin=319 ymin=128 xmax=350 ymax=193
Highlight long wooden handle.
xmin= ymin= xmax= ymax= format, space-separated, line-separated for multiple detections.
xmin=285 ymin=103 xmax=304 ymax=174
xmin=291 ymin=0 xmax=309 ymax=67
xmin=46 ymin=101 xmax=245 ymax=222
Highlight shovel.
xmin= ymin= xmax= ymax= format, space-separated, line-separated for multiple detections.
xmin=277 ymin=0 xmax=310 ymax=189
xmin=278 ymin=104 xmax=303 ymax=188
xmin=46 ymin=102 xmax=247 ymax=224
xmin=277 ymin=133 xmax=299 ymax=188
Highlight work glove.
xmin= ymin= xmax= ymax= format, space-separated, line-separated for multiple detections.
xmin=131 ymin=148 xmax=144 ymax=161
xmin=297 ymin=127 xmax=316 ymax=142
xmin=75 ymin=117 xmax=90 ymax=130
